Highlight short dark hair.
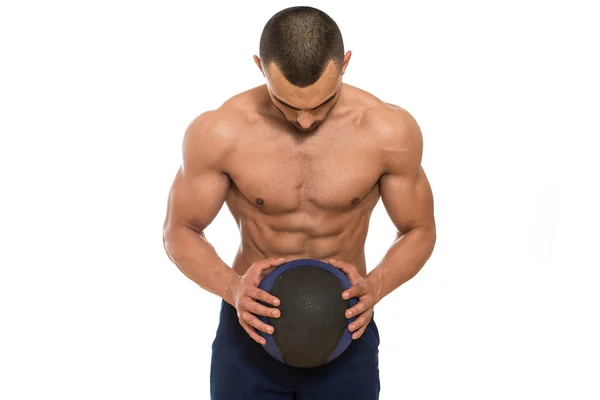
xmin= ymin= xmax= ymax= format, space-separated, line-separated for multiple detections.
xmin=259 ymin=6 xmax=344 ymax=88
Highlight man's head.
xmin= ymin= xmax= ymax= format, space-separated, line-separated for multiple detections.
xmin=254 ymin=6 xmax=351 ymax=132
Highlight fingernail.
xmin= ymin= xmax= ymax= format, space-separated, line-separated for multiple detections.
xmin=261 ymin=339 xmax=266 ymax=345
xmin=268 ymin=327 xmax=274 ymax=334
xmin=350 ymin=324 xmax=355 ymax=331
xmin=346 ymin=311 xmax=353 ymax=317
xmin=272 ymin=310 xmax=280 ymax=317
xmin=353 ymin=333 xmax=358 ymax=339
xmin=273 ymin=299 xmax=280 ymax=306
xmin=343 ymin=292 xmax=349 ymax=299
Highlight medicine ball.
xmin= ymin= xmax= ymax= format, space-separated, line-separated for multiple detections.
xmin=257 ymin=258 xmax=358 ymax=368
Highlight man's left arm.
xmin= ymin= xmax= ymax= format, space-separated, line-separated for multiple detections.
xmin=326 ymin=109 xmax=436 ymax=339
xmin=368 ymin=110 xmax=436 ymax=303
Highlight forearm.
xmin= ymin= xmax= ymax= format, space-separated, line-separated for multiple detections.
xmin=367 ymin=224 xmax=436 ymax=303
xmin=163 ymin=225 xmax=239 ymax=305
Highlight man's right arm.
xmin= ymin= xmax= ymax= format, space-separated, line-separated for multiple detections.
xmin=162 ymin=111 xmax=238 ymax=305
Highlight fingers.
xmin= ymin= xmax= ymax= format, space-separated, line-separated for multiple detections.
xmin=240 ymin=309 xmax=274 ymax=335
xmin=261 ymin=266 xmax=277 ymax=277
xmin=328 ymin=259 xmax=365 ymax=301
xmin=249 ymin=258 xmax=287 ymax=286
xmin=249 ymin=286 xmax=280 ymax=307
xmin=325 ymin=258 xmax=361 ymax=285
xmin=348 ymin=311 xmax=372 ymax=340
xmin=237 ymin=295 xmax=278 ymax=345
xmin=245 ymin=293 xmax=281 ymax=318
xmin=235 ymin=257 xmax=287 ymax=344
xmin=253 ymin=257 xmax=287 ymax=274
xmin=350 ymin=323 xmax=368 ymax=340
xmin=237 ymin=288 xmax=279 ymax=338
xmin=345 ymin=295 xmax=370 ymax=318
xmin=239 ymin=320 xmax=267 ymax=345
xmin=342 ymin=283 xmax=366 ymax=301
xmin=324 ymin=259 xmax=368 ymax=304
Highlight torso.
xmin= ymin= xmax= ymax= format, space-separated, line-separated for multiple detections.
xmin=218 ymin=84 xmax=399 ymax=276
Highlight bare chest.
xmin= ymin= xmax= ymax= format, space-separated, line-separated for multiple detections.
xmin=226 ymin=127 xmax=382 ymax=213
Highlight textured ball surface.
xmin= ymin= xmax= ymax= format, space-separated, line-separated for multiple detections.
xmin=258 ymin=259 xmax=357 ymax=368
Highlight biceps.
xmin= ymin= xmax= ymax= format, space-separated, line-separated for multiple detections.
xmin=379 ymin=167 xmax=435 ymax=234
xmin=164 ymin=167 xmax=231 ymax=233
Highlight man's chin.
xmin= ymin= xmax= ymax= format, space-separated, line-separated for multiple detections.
xmin=291 ymin=122 xmax=321 ymax=133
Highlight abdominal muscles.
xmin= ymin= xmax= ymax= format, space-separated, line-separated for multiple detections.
xmin=232 ymin=198 xmax=376 ymax=273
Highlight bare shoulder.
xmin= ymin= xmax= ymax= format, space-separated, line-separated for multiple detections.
xmin=360 ymin=96 xmax=424 ymax=176
xmin=181 ymin=90 xmax=258 ymax=175
xmin=346 ymin=86 xmax=422 ymax=153
xmin=181 ymin=111 xmax=233 ymax=176
xmin=381 ymin=102 xmax=423 ymax=154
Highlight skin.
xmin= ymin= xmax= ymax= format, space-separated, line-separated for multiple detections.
xmin=162 ymin=50 xmax=437 ymax=345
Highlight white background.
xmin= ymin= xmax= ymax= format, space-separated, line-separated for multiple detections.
xmin=1 ymin=0 xmax=599 ymax=399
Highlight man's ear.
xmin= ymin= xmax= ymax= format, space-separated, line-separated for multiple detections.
xmin=254 ymin=55 xmax=265 ymax=76
xmin=341 ymin=50 xmax=352 ymax=75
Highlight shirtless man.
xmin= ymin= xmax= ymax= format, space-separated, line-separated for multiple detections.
xmin=162 ymin=6 xmax=436 ymax=400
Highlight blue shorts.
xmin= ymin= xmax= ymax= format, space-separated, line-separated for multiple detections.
xmin=210 ymin=300 xmax=380 ymax=400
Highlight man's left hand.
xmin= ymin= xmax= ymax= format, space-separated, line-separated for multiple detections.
xmin=325 ymin=258 xmax=378 ymax=340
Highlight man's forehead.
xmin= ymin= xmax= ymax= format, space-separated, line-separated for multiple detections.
xmin=266 ymin=61 xmax=340 ymax=109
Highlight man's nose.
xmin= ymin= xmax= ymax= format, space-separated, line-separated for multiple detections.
xmin=297 ymin=112 xmax=316 ymax=130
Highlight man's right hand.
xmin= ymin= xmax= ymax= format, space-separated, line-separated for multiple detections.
xmin=229 ymin=257 xmax=286 ymax=344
